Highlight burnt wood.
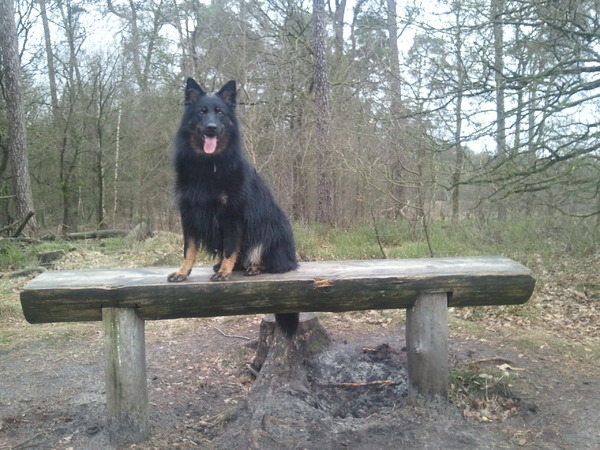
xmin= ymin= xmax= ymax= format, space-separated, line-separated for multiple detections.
xmin=20 ymin=257 xmax=535 ymax=324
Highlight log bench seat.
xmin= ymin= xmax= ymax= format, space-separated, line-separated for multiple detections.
xmin=20 ymin=256 xmax=535 ymax=444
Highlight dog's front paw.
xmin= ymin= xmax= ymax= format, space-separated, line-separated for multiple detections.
xmin=210 ymin=271 xmax=231 ymax=281
xmin=245 ymin=265 xmax=264 ymax=276
xmin=168 ymin=271 xmax=188 ymax=282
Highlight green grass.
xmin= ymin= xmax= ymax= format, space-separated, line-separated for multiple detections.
xmin=0 ymin=239 xmax=74 ymax=271
xmin=294 ymin=216 xmax=598 ymax=264
xmin=0 ymin=239 xmax=32 ymax=269
xmin=514 ymin=331 xmax=595 ymax=358
xmin=2 ymin=215 xmax=596 ymax=270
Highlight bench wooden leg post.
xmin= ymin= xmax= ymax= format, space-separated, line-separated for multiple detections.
xmin=406 ymin=292 xmax=449 ymax=405
xmin=102 ymin=307 xmax=149 ymax=445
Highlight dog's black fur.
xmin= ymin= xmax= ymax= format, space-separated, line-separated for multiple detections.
xmin=167 ymin=78 xmax=299 ymax=336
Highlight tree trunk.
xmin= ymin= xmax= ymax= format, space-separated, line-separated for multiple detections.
xmin=386 ymin=0 xmax=401 ymax=105
xmin=492 ymin=0 xmax=508 ymax=220
xmin=452 ymin=5 xmax=466 ymax=221
xmin=332 ymin=0 xmax=347 ymax=57
xmin=0 ymin=0 xmax=37 ymax=236
xmin=113 ymin=107 xmax=122 ymax=228
xmin=386 ymin=0 xmax=408 ymax=218
xmin=96 ymin=108 xmax=106 ymax=229
xmin=492 ymin=0 xmax=506 ymax=154
xmin=245 ymin=313 xmax=331 ymax=378
xmin=107 ymin=0 xmax=144 ymax=90
xmin=38 ymin=0 xmax=59 ymax=115
xmin=96 ymin=147 xmax=106 ymax=229
xmin=290 ymin=96 xmax=308 ymax=223
xmin=313 ymin=0 xmax=334 ymax=225
xmin=61 ymin=184 xmax=77 ymax=233
xmin=225 ymin=313 xmax=332 ymax=448
xmin=57 ymin=0 xmax=82 ymax=87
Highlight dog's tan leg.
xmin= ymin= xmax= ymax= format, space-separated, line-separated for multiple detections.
xmin=211 ymin=251 xmax=238 ymax=281
xmin=168 ymin=239 xmax=198 ymax=282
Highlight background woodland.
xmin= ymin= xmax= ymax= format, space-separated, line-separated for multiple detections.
xmin=1 ymin=0 xmax=599 ymax=238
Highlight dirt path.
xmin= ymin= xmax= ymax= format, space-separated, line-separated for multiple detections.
xmin=1 ymin=313 xmax=599 ymax=449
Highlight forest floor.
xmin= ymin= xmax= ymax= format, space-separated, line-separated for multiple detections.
xmin=1 ymin=242 xmax=599 ymax=449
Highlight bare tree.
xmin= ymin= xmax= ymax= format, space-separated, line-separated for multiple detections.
xmin=331 ymin=0 xmax=347 ymax=57
xmin=38 ymin=0 xmax=59 ymax=117
xmin=491 ymin=0 xmax=507 ymax=219
xmin=107 ymin=0 xmax=166 ymax=91
xmin=88 ymin=55 xmax=119 ymax=228
xmin=313 ymin=0 xmax=334 ymax=225
xmin=386 ymin=0 xmax=408 ymax=217
xmin=0 ymin=0 xmax=36 ymax=235
xmin=55 ymin=0 xmax=86 ymax=233
xmin=451 ymin=2 xmax=466 ymax=220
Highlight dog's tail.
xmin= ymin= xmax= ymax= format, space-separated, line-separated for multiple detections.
xmin=275 ymin=313 xmax=299 ymax=338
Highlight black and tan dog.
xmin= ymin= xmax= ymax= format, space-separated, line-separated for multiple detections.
xmin=168 ymin=78 xmax=299 ymax=336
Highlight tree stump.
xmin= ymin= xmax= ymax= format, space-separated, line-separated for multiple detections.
xmin=246 ymin=312 xmax=331 ymax=378
xmin=223 ymin=313 xmax=332 ymax=448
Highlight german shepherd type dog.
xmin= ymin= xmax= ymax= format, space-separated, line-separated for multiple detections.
xmin=168 ymin=78 xmax=299 ymax=336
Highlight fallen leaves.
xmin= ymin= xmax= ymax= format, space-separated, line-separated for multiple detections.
xmin=453 ymin=253 xmax=600 ymax=351
xmin=462 ymin=396 xmax=521 ymax=423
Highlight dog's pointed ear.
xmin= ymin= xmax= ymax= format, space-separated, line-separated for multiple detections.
xmin=185 ymin=78 xmax=205 ymax=105
xmin=217 ymin=80 xmax=237 ymax=107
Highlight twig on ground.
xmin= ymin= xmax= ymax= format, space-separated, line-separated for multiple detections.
xmin=7 ymin=432 xmax=44 ymax=450
xmin=208 ymin=323 xmax=252 ymax=340
xmin=317 ymin=380 xmax=401 ymax=388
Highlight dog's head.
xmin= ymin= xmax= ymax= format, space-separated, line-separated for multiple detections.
xmin=183 ymin=78 xmax=238 ymax=156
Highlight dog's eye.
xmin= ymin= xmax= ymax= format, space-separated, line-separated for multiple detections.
xmin=215 ymin=107 xmax=223 ymax=115
xmin=199 ymin=106 xmax=207 ymax=114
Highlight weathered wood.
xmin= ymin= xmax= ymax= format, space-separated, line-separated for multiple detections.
xmin=11 ymin=211 xmax=35 ymax=237
xmin=20 ymin=257 xmax=535 ymax=324
xmin=237 ymin=313 xmax=333 ymax=448
xmin=66 ymin=229 xmax=131 ymax=240
xmin=103 ymin=307 xmax=149 ymax=445
xmin=246 ymin=313 xmax=331 ymax=378
xmin=406 ymin=292 xmax=449 ymax=404
xmin=20 ymin=257 xmax=537 ymax=444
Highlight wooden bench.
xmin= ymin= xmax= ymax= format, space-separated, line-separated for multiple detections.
xmin=20 ymin=256 xmax=535 ymax=444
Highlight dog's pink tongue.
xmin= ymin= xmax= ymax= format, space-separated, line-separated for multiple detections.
xmin=204 ymin=137 xmax=217 ymax=154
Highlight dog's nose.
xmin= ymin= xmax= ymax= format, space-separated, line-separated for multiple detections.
xmin=206 ymin=123 xmax=217 ymax=133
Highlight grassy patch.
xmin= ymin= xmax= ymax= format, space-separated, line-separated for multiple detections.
xmin=450 ymin=364 xmax=518 ymax=401
xmin=295 ymin=216 xmax=598 ymax=264
xmin=514 ymin=330 xmax=591 ymax=358
xmin=0 ymin=328 xmax=16 ymax=345
xmin=449 ymin=316 xmax=494 ymax=338
xmin=294 ymin=225 xmax=337 ymax=261
xmin=0 ymin=239 xmax=33 ymax=269
xmin=0 ymin=278 xmax=28 ymax=322
xmin=449 ymin=361 xmax=522 ymax=423
xmin=37 ymin=322 xmax=100 ymax=345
